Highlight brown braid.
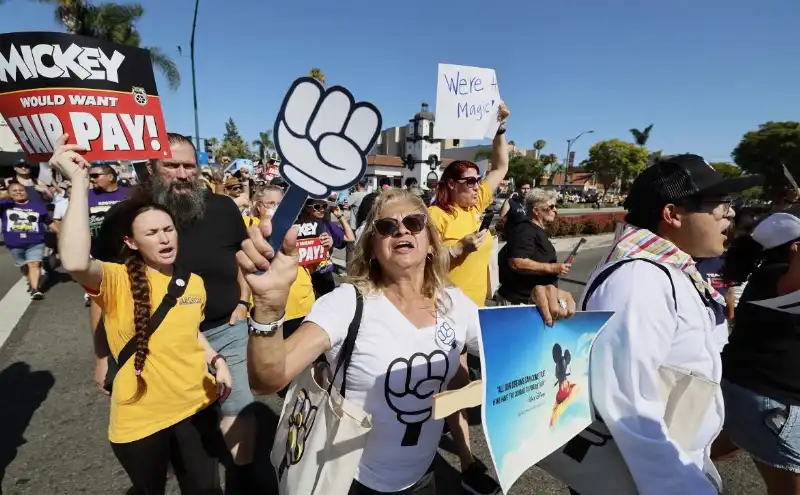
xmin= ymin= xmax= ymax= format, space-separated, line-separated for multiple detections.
xmin=121 ymin=250 xmax=152 ymax=404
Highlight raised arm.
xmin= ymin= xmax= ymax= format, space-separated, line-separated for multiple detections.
xmin=483 ymin=103 xmax=511 ymax=192
xmin=50 ymin=134 xmax=103 ymax=291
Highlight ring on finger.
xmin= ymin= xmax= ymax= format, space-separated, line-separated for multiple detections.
xmin=558 ymin=299 xmax=568 ymax=309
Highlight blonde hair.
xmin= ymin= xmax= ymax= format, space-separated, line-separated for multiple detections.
xmin=347 ymin=188 xmax=452 ymax=308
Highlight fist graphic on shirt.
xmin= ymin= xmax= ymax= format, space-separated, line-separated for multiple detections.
xmin=435 ymin=322 xmax=458 ymax=351
xmin=384 ymin=350 xmax=450 ymax=446
xmin=274 ymin=77 xmax=382 ymax=198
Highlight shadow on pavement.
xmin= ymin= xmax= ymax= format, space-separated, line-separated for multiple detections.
xmin=0 ymin=362 xmax=55 ymax=494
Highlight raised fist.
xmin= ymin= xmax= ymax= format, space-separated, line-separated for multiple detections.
xmin=274 ymin=77 xmax=382 ymax=198
xmin=384 ymin=350 xmax=450 ymax=446
xmin=278 ymin=388 xmax=318 ymax=479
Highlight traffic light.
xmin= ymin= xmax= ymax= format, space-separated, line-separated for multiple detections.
xmin=204 ymin=140 xmax=213 ymax=153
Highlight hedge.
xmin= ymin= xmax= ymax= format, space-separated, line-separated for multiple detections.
xmin=545 ymin=212 xmax=627 ymax=237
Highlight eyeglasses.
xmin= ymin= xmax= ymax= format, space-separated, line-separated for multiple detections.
xmin=226 ymin=185 xmax=242 ymax=192
xmin=309 ymin=203 xmax=327 ymax=212
xmin=684 ymin=197 xmax=733 ymax=216
xmin=374 ymin=213 xmax=427 ymax=237
xmin=88 ymin=173 xmax=105 ymax=179
xmin=456 ymin=177 xmax=481 ymax=187
xmin=541 ymin=204 xmax=557 ymax=211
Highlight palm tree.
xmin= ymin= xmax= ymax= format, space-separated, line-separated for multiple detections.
xmin=252 ymin=131 xmax=274 ymax=162
xmin=309 ymin=68 xmax=326 ymax=85
xmin=36 ymin=0 xmax=180 ymax=90
xmin=533 ymin=139 xmax=546 ymax=158
xmin=630 ymin=124 xmax=654 ymax=147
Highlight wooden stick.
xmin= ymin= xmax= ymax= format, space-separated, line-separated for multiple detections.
xmin=432 ymin=380 xmax=483 ymax=420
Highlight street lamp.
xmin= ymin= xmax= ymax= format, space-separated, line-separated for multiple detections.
xmin=190 ymin=0 xmax=201 ymax=150
xmin=565 ymin=129 xmax=594 ymax=185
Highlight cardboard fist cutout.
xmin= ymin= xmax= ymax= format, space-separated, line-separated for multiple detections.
xmin=268 ymin=77 xmax=382 ymax=253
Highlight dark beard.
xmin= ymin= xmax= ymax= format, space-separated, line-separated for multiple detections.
xmin=151 ymin=177 xmax=206 ymax=228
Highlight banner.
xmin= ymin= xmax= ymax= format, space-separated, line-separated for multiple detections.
xmin=434 ymin=63 xmax=501 ymax=140
xmin=477 ymin=306 xmax=614 ymax=493
xmin=295 ymin=219 xmax=328 ymax=266
xmin=0 ymin=32 xmax=170 ymax=162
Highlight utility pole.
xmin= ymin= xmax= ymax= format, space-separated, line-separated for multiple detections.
xmin=564 ymin=129 xmax=594 ymax=185
xmin=190 ymin=0 xmax=201 ymax=150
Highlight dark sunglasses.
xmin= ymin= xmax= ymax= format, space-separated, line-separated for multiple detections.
xmin=88 ymin=173 xmax=106 ymax=179
xmin=226 ymin=185 xmax=242 ymax=191
xmin=455 ymin=177 xmax=481 ymax=187
xmin=541 ymin=204 xmax=556 ymax=211
xmin=309 ymin=203 xmax=327 ymax=212
xmin=374 ymin=213 xmax=427 ymax=237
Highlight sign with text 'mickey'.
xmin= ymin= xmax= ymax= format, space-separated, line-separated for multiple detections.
xmin=0 ymin=32 xmax=170 ymax=162
xmin=295 ymin=220 xmax=328 ymax=266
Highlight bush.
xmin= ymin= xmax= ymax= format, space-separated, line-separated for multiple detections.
xmin=546 ymin=212 xmax=626 ymax=237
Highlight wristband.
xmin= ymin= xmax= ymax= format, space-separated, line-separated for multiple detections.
xmin=248 ymin=310 xmax=285 ymax=336
xmin=496 ymin=126 xmax=507 ymax=136
xmin=237 ymin=299 xmax=250 ymax=309
xmin=210 ymin=354 xmax=225 ymax=369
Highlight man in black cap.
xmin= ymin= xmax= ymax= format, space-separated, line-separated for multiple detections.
xmin=563 ymin=155 xmax=761 ymax=494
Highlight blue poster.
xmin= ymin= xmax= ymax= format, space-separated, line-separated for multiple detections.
xmin=477 ymin=306 xmax=615 ymax=493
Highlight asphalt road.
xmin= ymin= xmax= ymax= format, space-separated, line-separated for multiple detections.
xmin=0 ymin=247 xmax=765 ymax=494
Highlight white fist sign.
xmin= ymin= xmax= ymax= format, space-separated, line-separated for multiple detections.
xmin=274 ymin=77 xmax=382 ymax=198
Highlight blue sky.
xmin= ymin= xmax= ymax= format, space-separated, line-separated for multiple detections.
xmin=2 ymin=0 xmax=798 ymax=163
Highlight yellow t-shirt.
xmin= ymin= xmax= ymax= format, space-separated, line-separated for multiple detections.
xmin=244 ymin=216 xmax=315 ymax=321
xmin=94 ymin=262 xmax=216 ymax=444
xmin=428 ymin=181 xmax=494 ymax=307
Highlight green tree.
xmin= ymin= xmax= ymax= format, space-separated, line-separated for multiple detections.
xmin=582 ymin=139 xmax=649 ymax=191
xmin=252 ymin=131 xmax=274 ymax=162
xmin=539 ymin=153 xmax=558 ymax=169
xmin=710 ymin=162 xmax=742 ymax=179
xmin=630 ymin=124 xmax=654 ymax=147
xmin=732 ymin=121 xmax=800 ymax=197
xmin=309 ymin=68 xmax=326 ymax=85
xmin=216 ymin=118 xmax=250 ymax=159
xmin=36 ymin=0 xmax=180 ymax=89
xmin=508 ymin=155 xmax=545 ymax=187
xmin=533 ymin=139 xmax=546 ymax=158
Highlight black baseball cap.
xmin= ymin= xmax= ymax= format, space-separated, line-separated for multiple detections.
xmin=625 ymin=154 xmax=762 ymax=211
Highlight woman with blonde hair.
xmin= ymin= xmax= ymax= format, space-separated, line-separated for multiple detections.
xmin=239 ymin=188 xmax=484 ymax=494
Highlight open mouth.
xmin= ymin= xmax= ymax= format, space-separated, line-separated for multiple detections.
xmin=159 ymin=247 xmax=175 ymax=256
xmin=392 ymin=240 xmax=415 ymax=251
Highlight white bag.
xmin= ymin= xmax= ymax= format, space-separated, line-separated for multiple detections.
xmin=536 ymin=365 xmax=718 ymax=495
xmin=271 ymin=289 xmax=373 ymax=495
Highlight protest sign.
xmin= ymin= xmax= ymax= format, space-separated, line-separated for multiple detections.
xmin=0 ymin=32 xmax=170 ymax=162
xmin=477 ymin=306 xmax=614 ymax=493
xmin=750 ymin=290 xmax=800 ymax=314
xmin=434 ymin=63 xmax=501 ymax=140
xmin=265 ymin=76 xmax=381 ymax=255
xmin=295 ymin=219 xmax=328 ymax=266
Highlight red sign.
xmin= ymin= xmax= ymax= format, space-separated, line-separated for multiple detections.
xmin=0 ymin=32 xmax=170 ymax=162
xmin=297 ymin=237 xmax=328 ymax=266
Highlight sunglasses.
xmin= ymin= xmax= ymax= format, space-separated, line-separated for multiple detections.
xmin=309 ymin=203 xmax=327 ymax=212
xmin=374 ymin=213 xmax=427 ymax=237
xmin=88 ymin=173 xmax=106 ymax=179
xmin=541 ymin=204 xmax=556 ymax=211
xmin=226 ymin=185 xmax=242 ymax=191
xmin=455 ymin=177 xmax=481 ymax=187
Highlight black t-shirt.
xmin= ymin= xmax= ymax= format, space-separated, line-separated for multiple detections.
xmin=506 ymin=193 xmax=526 ymax=218
xmin=497 ymin=217 xmax=558 ymax=304
xmin=722 ymin=261 xmax=800 ymax=405
xmin=94 ymin=191 xmax=248 ymax=331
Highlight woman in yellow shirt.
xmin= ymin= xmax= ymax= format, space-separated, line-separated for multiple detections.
xmin=50 ymin=137 xmax=231 ymax=495
xmin=427 ymin=103 xmax=510 ymax=495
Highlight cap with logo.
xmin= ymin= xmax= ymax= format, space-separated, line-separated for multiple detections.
xmin=624 ymin=154 xmax=763 ymax=212
xmin=751 ymin=207 xmax=800 ymax=250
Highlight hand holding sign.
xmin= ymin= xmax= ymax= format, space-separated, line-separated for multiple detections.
xmin=268 ymin=77 xmax=382 ymax=255
xmin=48 ymin=133 xmax=91 ymax=181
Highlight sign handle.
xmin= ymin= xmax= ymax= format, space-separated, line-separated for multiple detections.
xmin=253 ymin=184 xmax=308 ymax=276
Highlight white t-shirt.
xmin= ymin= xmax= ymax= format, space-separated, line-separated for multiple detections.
xmin=304 ymin=283 xmax=481 ymax=492
xmin=53 ymin=197 xmax=68 ymax=220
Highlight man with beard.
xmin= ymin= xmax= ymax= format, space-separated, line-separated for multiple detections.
xmin=93 ymin=133 xmax=258 ymax=493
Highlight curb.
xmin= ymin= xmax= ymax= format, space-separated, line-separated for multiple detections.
xmin=331 ymin=233 xmax=616 ymax=272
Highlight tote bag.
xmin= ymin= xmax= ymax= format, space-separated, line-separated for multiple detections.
xmin=271 ymin=288 xmax=373 ymax=495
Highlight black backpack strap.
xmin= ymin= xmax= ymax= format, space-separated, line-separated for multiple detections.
xmin=582 ymin=259 xmax=677 ymax=312
xmin=116 ymin=265 xmax=192 ymax=373
xmin=328 ymin=286 xmax=364 ymax=398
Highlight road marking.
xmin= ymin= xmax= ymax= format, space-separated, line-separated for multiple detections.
xmin=0 ymin=277 xmax=31 ymax=350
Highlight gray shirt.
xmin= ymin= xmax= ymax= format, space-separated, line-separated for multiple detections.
xmin=348 ymin=190 xmax=368 ymax=229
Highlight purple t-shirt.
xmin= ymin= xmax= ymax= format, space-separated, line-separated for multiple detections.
xmin=88 ymin=187 xmax=129 ymax=238
xmin=1 ymin=199 xmax=50 ymax=248
xmin=314 ymin=221 xmax=346 ymax=274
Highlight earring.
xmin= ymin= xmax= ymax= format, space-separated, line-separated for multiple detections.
xmin=426 ymin=252 xmax=433 ymax=260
